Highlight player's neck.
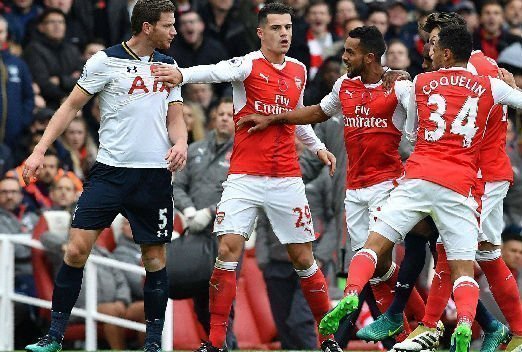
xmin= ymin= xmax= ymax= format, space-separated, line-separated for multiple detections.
xmin=445 ymin=60 xmax=467 ymax=69
xmin=260 ymin=47 xmax=285 ymax=65
xmin=360 ymin=64 xmax=384 ymax=84
xmin=126 ymin=36 xmax=155 ymax=58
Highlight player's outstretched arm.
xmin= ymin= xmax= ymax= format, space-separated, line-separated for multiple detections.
xmin=237 ymin=105 xmax=329 ymax=134
xmin=22 ymin=86 xmax=92 ymax=185
xmin=491 ymin=73 xmax=522 ymax=109
xmin=165 ymin=102 xmax=188 ymax=172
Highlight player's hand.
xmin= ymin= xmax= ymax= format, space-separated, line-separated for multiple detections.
xmin=187 ymin=208 xmax=212 ymax=232
xmin=165 ymin=141 xmax=187 ymax=172
xmin=22 ymin=149 xmax=46 ymax=185
xmin=498 ymin=68 xmax=517 ymax=88
xmin=317 ymin=149 xmax=336 ymax=176
xmin=382 ymin=70 xmax=411 ymax=91
xmin=236 ymin=114 xmax=272 ymax=133
xmin=152 ymin=65 xmax=183 ymax=87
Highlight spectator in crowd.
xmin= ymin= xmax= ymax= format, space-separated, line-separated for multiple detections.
xmin=39 ymin=176 xmax=131 ymax=350
xmin=70 ymin=0 xmax=130 ymax=48
xmin=183 ymin=101 xmax=206 ymax=144
xmin=504 ymin=0 xmax=522 ymax=36
xmin=172 ymin=98 xmax=237 ymax=348
xmin=478 ymin=226 xmax=522 ymax=326
xmin=345 ymin=17 xmax=364 ymax=33
xmin=0 ymin=174 xmax=39 ymax=347
xmin=285 ymin=0 xmax=310 ymax=19
xmin=473 ymin=0 xmax=522 ymax=60
xmin=305 ymin=0 xmax=337 ymax=79
xmin=198 ymin=0 xmax=242 ymax=56
xmin=3 ymin=0 xmax=42 ymax=45
xmin=255 ymin=137 xmax=336 ymax=350
xmin=184 ymin=83 xmax=216 ymax=113
xmin=112 ymin=217 xmax=147 ymax=346
xmin=42 ymin=0 xmax=91 ymax=48
xmin=385 ymin=1 xmax=418 ymax=49
xmin=167 ymin=10 xmax=228 ymax=68
xmin=366 ymin=5 xmax=389 ymax=36
xmin=385 ymin=40 xmax=411 ymax=72
xmin=12 ymin=107 xmax=53 ymax=166
xmin=453 ymin=1 xmax=480 ymax=33
xmin=333 ymin=0 xmax=358 ymax=37
xmin=413 ymin=0 xmax=437 ymax=14
xmin=0 ymin=16 xmax=35 ymax=151
xmin=230 ymin=0 xmax=266 ymax=57
xmin=33 ymin=83 xmax=47 ymax=110
xmin=304 ymin=56 xmax=342 ymax=106
xmin=82 ymin=39 xmax=106 ymax=61
xmin=498 ymin=42 xmax=522 ymax=89
xmin=60 ymin=116 xmax=97 ymax=180
xmin=0 ymin=143 xmax=14 ymax=177
xmin=23 ymin=8 xmax=84 ymax=109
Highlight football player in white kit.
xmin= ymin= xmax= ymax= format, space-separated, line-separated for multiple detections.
xmin=23 ymin=1 xmax=186 ymax=351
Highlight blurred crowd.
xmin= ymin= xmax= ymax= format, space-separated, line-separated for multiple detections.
xmin=0 ymin=0 xmax=522 ymax=349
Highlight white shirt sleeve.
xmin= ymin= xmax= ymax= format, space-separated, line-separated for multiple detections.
xmin=490 ymin=77 xmax=522 ymax=109
xmin=76 ymin=51 xmax=111 ymax=95
xmin=404 ymin=77 xmax=419 ymax=143
xmin=179 ymin=56 xmax=252 ymax=84
xmin=295 ymin=124 xmax=326 ymax=154
xmin=394 ymin=80 xmax=413 ymax=110
xmin=319 ymin=76 xmax=343 ymax=117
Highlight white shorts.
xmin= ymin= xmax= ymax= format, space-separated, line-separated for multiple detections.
xmin=371 ymin=179 xmax=479 ymax=260
xmin=345 ymin=180 xmax=396 ymax=251
xmin=213 ymin=174 xmax=315 ymax=244
xmin=478 ymin=181 xmax=510 ymax=246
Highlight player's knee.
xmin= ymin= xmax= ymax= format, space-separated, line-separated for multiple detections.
xmin=141 ymin=244 xmax=166 ymax=271
xmin=65 ymin=241 xmax=91 ymax=266
xmin=288 ymin=250 xmax=315 ymax=270
xmin=217 ymin=239 xmax=242 ymax=261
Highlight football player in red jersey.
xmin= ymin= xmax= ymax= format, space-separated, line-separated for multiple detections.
xmin=155 ymin=3 xmax=342 ymax=352
xmin=239 ymin=24 xmax=429 ymax=337
xmin=240 ymin=24 xmax=522 ymax=352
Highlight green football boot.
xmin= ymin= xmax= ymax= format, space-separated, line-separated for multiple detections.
xmin=481 ymin=320 xmax=511 ymax=352
xmin=319 ymin=294 xmax=359 ymax=336
xmin=25 ymin=335 xmax=62 ymax=352
xmin=450 ymin=322 xmax=472 ymax=352
xmin=357 ymin=311 xmax=404 ymax=341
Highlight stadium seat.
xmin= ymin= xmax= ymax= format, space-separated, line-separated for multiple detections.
xmin=96 ymin=228 xmax=116 ymax=252
xmin=172 ymin=299 xmax=207 ymax=349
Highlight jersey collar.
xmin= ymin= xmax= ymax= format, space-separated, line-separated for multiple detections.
xmin=122 ymin=41 xmax=155 ymax=62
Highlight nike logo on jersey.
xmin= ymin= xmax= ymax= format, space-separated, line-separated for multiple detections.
xmin=259 ymin=72 xmax=269 ymax=83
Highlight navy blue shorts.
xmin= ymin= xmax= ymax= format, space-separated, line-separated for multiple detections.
xmin=72 ymin=162 xmax=174 ymax=244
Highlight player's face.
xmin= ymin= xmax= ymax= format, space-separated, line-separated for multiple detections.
xmin=342 ymin=37 xmax=365 ymax=78
xmin=258 ymin=14 xmax=293 ymax=56
xmin=422 ymin=42 xmax=433 ymax=71
xmin=149 ymin=12 xmax=177 ymax=50
xmin=428 ymin=27 xmax=440 ymax=60
xmin=50 ymin=177 xmax=77 ymax=208
xmin=215 ymin=102 xmax=234 ymax=138
xmin=431 ymin=39 xmax=446 ymax=70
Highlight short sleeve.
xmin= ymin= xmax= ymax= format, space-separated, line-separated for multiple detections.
xmin=76 ymin=51 xmax=111 ymax=95
xmin=319 ymin=76 xmax=343 ymax=117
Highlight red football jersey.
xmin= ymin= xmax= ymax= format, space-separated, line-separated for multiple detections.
xmin=468 ymin=50 xmax=513 ymax=183
xmin=180 ymin=51 xmax=313 ymax=177
xmin=406 ymin=68 xmax=496 ymax=196
xmin=320 ymin=75 xmax=411 ymax=189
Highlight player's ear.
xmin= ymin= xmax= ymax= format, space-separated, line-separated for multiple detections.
xmin=257 ymin=27 xmax=263 ymax=40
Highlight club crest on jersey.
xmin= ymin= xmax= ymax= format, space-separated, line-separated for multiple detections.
xmin=216 ymin=210 xmax=226 ymax=224
xmin=278 ymin=78 xmax=289 ymax=93
xmin=294 ymin=77 xmax=302 ymax=89
xmin=127 ymin=66 xmax=138 ymax=73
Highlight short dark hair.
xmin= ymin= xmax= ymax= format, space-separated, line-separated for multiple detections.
xmin=348 ymin=25 xmax=386 ymax=59
xmin=502 ymin=225 xmax=522 ymax=243
xmin=258 ymin=2 xmax=294 ymax=26
xmin=437 ymin=25 xmax=472 ymax=62
xmin=422 ymin=12 xmax=466 ymax=33
xmin=131 ymin=0 xmax=176 ymax=35
xmin=38 ymin=8 xmax=65 ymax=25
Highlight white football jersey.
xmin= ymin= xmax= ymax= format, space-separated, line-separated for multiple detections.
xmin=77 ymin=42 xmax=183 ymax=168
